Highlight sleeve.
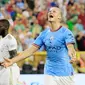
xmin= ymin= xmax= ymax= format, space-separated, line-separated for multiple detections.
xmin=64 ymin=29 xmax=75 ymax=45
xmin=33 ymin=32 xmax=45 ymax=48
xmin=7 ymin=36 xmax=17 ymax=51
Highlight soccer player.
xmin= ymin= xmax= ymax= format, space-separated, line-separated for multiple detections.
xmin=2 ymin=7 xmax=76 ymax=85
xmin=0 ymin=19 xmax=20 ymax=85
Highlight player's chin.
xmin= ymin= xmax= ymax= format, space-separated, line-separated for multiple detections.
xmin=48 ymin=18 xmax=54 ymax=22
xmin=48 ymin=19 xmax=54 ymax=22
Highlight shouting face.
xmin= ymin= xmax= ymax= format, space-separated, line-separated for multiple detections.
xmin=48 ymin=7 xmax=62 ymax=22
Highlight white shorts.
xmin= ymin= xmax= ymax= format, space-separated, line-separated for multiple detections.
xmin=44 ymin=75 xmax=75 ymax=85
xmin=0 ymin=63 xmax=20 ymax=85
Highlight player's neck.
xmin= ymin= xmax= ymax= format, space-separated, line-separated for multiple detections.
xmin=2 ymin=31 xmax=8 ymax=38
xmin=50 ymin=22 xmax=61 ymax=31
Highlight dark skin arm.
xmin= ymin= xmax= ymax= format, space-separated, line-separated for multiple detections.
xmin=0 ymin=50 xmax=17 ymax=65
xmin=9 ymin=49 xmax=17 ymax=59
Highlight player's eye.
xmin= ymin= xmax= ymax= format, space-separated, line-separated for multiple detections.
xmin=53 ymin=10 xmax=56 ymax=13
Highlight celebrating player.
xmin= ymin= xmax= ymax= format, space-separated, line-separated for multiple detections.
xmin=2 ymin=7 xmax=76 ymax=85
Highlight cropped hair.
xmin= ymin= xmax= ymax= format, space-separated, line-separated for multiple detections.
xmin=0 ymin=19 xmax=10 ymax=30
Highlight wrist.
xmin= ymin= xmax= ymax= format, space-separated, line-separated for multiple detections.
xmin=11 ymin=59 xmax=15 ymax=65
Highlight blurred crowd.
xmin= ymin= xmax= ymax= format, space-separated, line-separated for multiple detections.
xmin=0 ymin=0 xmax=85 ymax=74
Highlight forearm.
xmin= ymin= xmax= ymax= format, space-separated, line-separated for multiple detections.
xmin=67 ymin=44 xmax=75 ymax=51
xmin=67 ymin=44 xmax=76 ymax=58
xmin=11 ymin=45 xmax=38 ymax=63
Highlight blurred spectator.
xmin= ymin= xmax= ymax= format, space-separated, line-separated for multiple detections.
xmin=80 ymin=56 xmax=85 ymax=68
xmin=24 ymin=32 xmax=34 ymax=47
xmin=6 ymin=4 xmax=17 ymax=21
xmin=0 ymin=0 xmax=9 ymax=6
xmin=26 ymin=0 xmax=35 ymax=10
xmin=21 ymin=16 xmax=29 ymax=28
xmin=73 ymin=19 xmax=84 ymax=36
xmin=75 ymin=32 xmax=85 ymax=51
xmin=14 ymin=17 xmax=25 ymax=32
xmin=37 ymin=61 xmax=44 ymax=74
xmin=67 ymin=0 xmax=75 ymax=6
xmin=5 ymin=0 xmax=15 ymax=13
xmin=27 ymin=9 xmax=34 ymax=26
xmin=16 ymin=35 xmax=23 ymax=52
xmin=21 ymin=61 xmax=33 ymax=74
xmin=22 ymin=8 xmax=29 ymax=18
xmin=56 ymin=0 xmax=63 ymax=8
xmin=15 ymin=7 xmax=23 ymax=18
xmin=37 ymin=9 xmax=47 ymax=28
xmin=61 ymin=1 xmax=67 ymax=22
xmin=30 ymin=16 xmax=42 ymax=39
xmin=16 ymin=0 xmax=25 ymax=10
xmin=0 ymin=6 xmax=14 ymax=28
xmin=32 ymin=67 xmax=37 ymax=74
xmin=19 ymin=35 xmax=28 ymax=50
xmin=0 ymin=12 xmax=4 ymax=19
xmin=76 ymin=54 xmax=85 ymax=73
xmin=66 ymin=6 xmax=78 ymax=31
xmin=78 ymin=9 xmax=85 ymax=29
xmin=50 ymin=1 xmax=59 ymax=7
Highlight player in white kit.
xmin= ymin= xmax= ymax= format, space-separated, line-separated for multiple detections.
xmin=0 ymin=19 xmax=20 ymax=85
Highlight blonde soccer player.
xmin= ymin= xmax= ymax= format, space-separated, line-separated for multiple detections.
xmin=2 ymin=7 xmax=76 ymax=85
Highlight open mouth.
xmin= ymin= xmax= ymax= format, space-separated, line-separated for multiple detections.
xmin=49 ymin=15 xmax=53 ymax=18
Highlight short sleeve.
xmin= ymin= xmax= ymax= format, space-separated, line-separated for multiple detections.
xmin=33 ymin=32 xmax=44 ymax=48
xmin=64 ymin=29 xmax=75 ymax=45
xmin=7 ymin=35 xmax=17 ymax=51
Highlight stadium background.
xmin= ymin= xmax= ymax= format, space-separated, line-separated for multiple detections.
xmin=0 ymin=0 xmax=85 ymax=85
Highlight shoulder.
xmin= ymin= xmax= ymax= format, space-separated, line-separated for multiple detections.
xmin=62 ymin=26 xmax=72 ymax=32
xmin=60 ymin=26 xmax=69 ymax=32
xmin=6 ymin=34 xmax=14 ymax=38
xmin=5 ymin=34 xmax=16 ymax=41
xmin=40 ymin=28 xmax=50 ymax=36
xmin=60 ymin=27 xmax=73 ymax=36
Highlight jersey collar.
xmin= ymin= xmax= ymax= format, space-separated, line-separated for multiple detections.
xmin=50 ymin=26 xmax=62 ymax=32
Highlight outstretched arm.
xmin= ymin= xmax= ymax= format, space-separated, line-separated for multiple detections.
xmin=12 ymin=45 xmax=39 ymax=63
xmin=2 ymin=45 xmax=39 ymax=67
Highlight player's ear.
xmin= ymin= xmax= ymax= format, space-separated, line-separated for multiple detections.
xmin=58 ymin=14 xmax=62 ymax=22
xmin=58 ymin=11 xmax=62 ymax=22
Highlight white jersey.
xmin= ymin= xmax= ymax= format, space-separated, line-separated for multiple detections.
xmin=0 ymin=34 xmax=17 ymax=62
xmin=0 ymin=34 xmax=20 ymax=85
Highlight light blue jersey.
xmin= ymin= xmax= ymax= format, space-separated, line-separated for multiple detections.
xmin=33 ymin=26 xmax=75 ymax=76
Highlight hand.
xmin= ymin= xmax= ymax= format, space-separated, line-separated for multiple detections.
xmin=70 ymin=57 xmax=77 ymax=63
xmin=1 ymin=58 xmax=13 ymax=68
